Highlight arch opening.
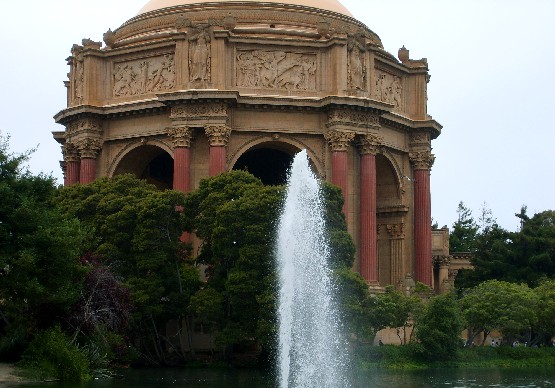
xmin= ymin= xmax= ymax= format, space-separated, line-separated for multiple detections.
xmin=232 ymin=145 xmax=295 ymax=185
xmin=113 ymin=145 xmax=174 ymax=190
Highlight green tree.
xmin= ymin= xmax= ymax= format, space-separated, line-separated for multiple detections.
xmin=55 ymin=174 xmax=199 ymax=363
xmin=0 ymin=135 xmax=87 ymax=359
xmin=449 ymin=201 xmax=478 ymax=252
xmin=531 ymin=279 xmax=555 ymax=345
xmin=414 ymin=292 xmax=463 ymax=361
xmin=459 ymin=280 xmax=537 ymax=345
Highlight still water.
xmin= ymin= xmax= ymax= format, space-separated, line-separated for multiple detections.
xmin=11 ymin=367 xmax=555 ymax=387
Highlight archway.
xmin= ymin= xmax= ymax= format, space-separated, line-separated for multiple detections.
xmin=113 ymin=145 xmax=174 ymax=190
xmin=232 ymin=144 xmax=296 ymax=185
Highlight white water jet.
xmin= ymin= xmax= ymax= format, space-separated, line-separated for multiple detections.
xmin=276 ymin=150 xmax=350 ymax=388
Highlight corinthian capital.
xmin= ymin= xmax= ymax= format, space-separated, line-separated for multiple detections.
xmin=167 ymin=126 xmax=193 ymax=148
xmin=205 ymin=124 xmax=231 ymax=146
xmin=324 ymin=130 xmax=355 ymax=152
xmin=76 ymin=138 xmax=102 ymax=159
xmin=409 ymin=150 xmax=435 ymax=170
xmin=357 ymin=133 xmax=383 ymax=155
xmin=386 ymin=223 xmax=405 ymax=239
xmin=62 ymin=142 xmax=80 ymax=162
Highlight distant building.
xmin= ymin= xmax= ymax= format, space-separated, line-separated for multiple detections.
xmin=54 ymin=0 xmax=452 ymax=289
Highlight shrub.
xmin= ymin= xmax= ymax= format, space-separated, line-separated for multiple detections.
xmin=19 ymin=326 xmax=91 ymax=382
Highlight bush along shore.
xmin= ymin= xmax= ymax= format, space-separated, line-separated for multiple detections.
xmin=356 ymin=344 xmax=555 ymax=370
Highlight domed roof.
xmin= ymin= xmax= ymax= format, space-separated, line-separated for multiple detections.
xmin=138 ymin=0 xmax=353 ymax=17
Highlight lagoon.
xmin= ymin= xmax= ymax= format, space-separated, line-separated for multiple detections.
xmin=10 ymin=367 xmax=555 ymax=387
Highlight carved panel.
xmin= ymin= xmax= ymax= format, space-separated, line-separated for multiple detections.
xmin=189 ymin=26 xmax=211 ymax=82
xmin=375 ymin=70 xmax=402 ymax=109
xmin=236 ymin=50 xmax=317 ymax=90
xmin=113 ymin=54 xmax=175 ymax=97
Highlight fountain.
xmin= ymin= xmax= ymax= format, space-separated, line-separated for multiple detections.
xmin=276 ymin=150 xmax=350 ymax=388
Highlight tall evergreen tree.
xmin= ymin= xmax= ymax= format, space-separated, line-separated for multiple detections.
xmin=449 ymin=201 xmax=479 ymax=252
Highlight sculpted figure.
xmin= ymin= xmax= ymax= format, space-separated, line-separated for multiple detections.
xmin=189 ymin=27 xmax=211 ymax=82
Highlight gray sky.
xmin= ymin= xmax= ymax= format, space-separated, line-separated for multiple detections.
xmin=1 ymin=0 xmax=553 ymax=231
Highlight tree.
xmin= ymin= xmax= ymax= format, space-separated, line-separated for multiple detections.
xmin=414 ymin=292 xmax=463 ymax=361
xmin=449 ymin=201 xmax=479 ymax=252
xmin=55 ymin=174 xmax=199 ymax=364
xmin=532 ymin=279 xmax=555 ymax=345
xmin=0 ymin=134 xmax=87 ymax=359
xmin=459 ymin=280 xmax=537 ymax=345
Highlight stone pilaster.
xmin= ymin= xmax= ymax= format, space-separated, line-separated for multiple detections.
xmin=386 ymin=223 xmax=405 ymax=288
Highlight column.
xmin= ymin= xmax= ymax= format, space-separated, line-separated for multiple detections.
xmin=386 ymin=224 xmax=405 ymax=287
xmin=205 ymin=124 xmax=231 ymax=176
xmin=410 ymin=150 xmax=434 ymax=286
xmin=324 ymin=130 xmax=355 ymax=216
xmin=168 ymin=126 xmax=193 ymax=192
xmin=357 ymin=134 xmax=382 ymax=284
xmin=77 ymin=138 xmax=101 ymax=184
xmin=63 ymin=142 xmax=80 ymax=186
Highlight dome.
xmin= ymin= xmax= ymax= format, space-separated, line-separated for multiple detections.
xmin=138 ymin=0 xmax=353 ymax=17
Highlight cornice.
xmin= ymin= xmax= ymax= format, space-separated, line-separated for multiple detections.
xmin=380 ymin=113 xmax=442 ymax=139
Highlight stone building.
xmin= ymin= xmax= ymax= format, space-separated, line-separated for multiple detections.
xmin=53 ymin=0 xmax=445 ymax=289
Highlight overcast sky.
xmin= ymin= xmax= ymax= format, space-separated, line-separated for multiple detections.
xmin=1 ymin=0 xmax=553 ymax=231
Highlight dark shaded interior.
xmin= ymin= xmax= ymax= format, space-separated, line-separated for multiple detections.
xmin=233 ymin=148 xmax=293 ymax=185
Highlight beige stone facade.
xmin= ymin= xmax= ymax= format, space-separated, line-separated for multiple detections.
xmin=54 ymin=0 xmax=445 ymax=289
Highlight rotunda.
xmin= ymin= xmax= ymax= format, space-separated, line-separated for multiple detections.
xmin=54 ymin=0 xmax=443 ymax=288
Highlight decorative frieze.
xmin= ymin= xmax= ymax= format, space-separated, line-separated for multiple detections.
xmin=410 ymin=131 xmax=431 ymax=149
xmin=65 ymin=118 xmax=102 ymax=137
xmin=375 ymin=70 xmax=402 ymax=109
xmin=409 ymin=150 xmax=435 ymax=170
xmin=347 ymin=32 xmax=367 ymax=91
xmin=327 ymin=108 xmax=380 ymax=130
xmin=113 ymin=54 xmax=175 ymax=97
xmin=357 ymin=133 xmax=383 ymax=155
xmin=167 ymin=126 xmax=194 ymax=148
xmin=324 ymin=129 xmax=355 ymax=152
xmin=236 ymin=49 xmax=317 ymax=90
xmin=170 ymin=103 xmax=228 ymax=119
xmin=205 ymin=125 xmax=231 ymax=146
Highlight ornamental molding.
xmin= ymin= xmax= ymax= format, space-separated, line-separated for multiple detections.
xmin=327 ymin=108 xmax=380 ymax=130
xmin=324 ymin=129 xmax=355 ymax=152
xmin=433 ymin=255 xmax=451 ymax=267
xmin=205 ymin=124 xmax=231 ymax=146
xmin=357 ymin=133 xmax=383 ymax=155
xmin=409 ymin=150 xmax=435 ymax=170
xmin=167 ymin=126 xmax=194 ymax=148
xmin=386 ymin=223 xmax=405 ymax=239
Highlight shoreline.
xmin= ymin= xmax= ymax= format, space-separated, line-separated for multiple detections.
xmin=0 ymin=363 xmax=26 ymax=384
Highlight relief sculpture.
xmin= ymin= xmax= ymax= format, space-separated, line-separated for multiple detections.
xmin=189 ymin=26 xmax=211 ymax=82
xmin=236 ymin=50 xmax=316 ymax=90
xmin=113 ymin=54 xmax=175 ymax=97
xmin=375 ymin=70 xmax=402 ymax=109
xmin=347 ymin=33 xmax=366 ymax=90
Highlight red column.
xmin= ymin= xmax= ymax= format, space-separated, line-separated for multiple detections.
xmin=66 ymin=160 xmax=80 ymax=186
xmin=414 ymin=168 xmax=432 ymax=286
xmin=209 ymin=146 xmax=226 ymax=177
xmin=80 ymin=158 xmax=96 ymax=184
xmin=205 ymin=124 xmax=230 ymax=177
xmin=331 ymin=151 xmax=349 ymax=215
xmin=360 ymin=152 xmax=378 ymax=283
xmin=173 ymin=147 xmax=191 ymax=192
